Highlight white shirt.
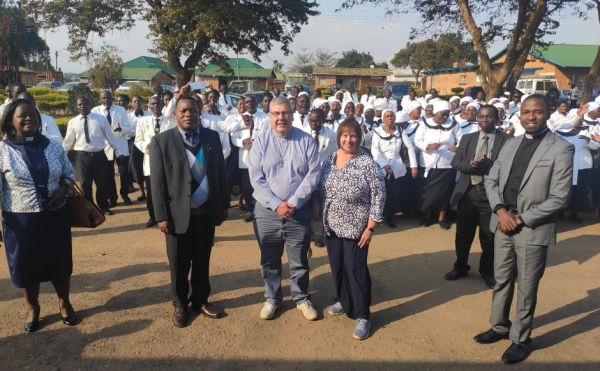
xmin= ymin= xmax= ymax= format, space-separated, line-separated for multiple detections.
xmin=547 ymin=109 xmax=582 ymax=133
xmin=508 ymin=102 xmax=520 ymax=116
xmin=456 ymin=118 xmax=479 ymax=144
xmin=400 ymin=96 xmax=417 ymax=111
xmin=414 ymin=117 xmax=459 ymax=176
xmin=359 ymin=120 xmax=379 ymax=150
xmin=509 ymin=112 xmax=526 ymax=136
xmin=91 ymin=104 xmax=132 ymax=159
xmin=382 ymin=97 xmax=398 ymax=112
xmin=360 ymin=94 xmax=376 ymax=106
xmin=371 ymin=126 xmax=417 ymax=179
xmin=128 ymin=110 xmax=152 ymax=138
xmin=556 ymin=127 xmax=600 ymax=184
xmin=134 ymin=115 xmax=173 ymax=176
xmin=324 ymin=114 xmax=345 ymax=133
xmin=161 ymin=98 xmax=178 ymax=130
xmin=343 ymin=91 xmax=358 ymax=103
xmin=292 ymin=111 xmax=311 ymax=132
xmin=62 ymin=112 xmax=126 ymax=156
xmin=41 ymin=114 xmax=63 ymax=144
xmin=230 ymin=111 xmax=270 ymax=168
xmin=201 ymin=112 xmax=250 ymax=160
xmin=305 ymin=126 xmax=337 ymax=165
xmin=218 ymin=93 xmax=234 ymax=112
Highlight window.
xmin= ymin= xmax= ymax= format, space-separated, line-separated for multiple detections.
xmin=459 ymin=75 xmax=467 ymax=85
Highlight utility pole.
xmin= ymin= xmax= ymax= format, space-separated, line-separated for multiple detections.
xmin=55 ymin=50 xmax=58 ymax=72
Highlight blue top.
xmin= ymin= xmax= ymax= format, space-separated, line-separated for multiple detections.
xmin=248 ymin=127 xmax=320 ymax=210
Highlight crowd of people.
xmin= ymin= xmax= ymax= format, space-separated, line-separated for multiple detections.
xmin=1 ymin=80 xmax=600 ymax=364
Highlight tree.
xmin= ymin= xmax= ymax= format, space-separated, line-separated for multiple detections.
xmin=342 ymin=0 xmax=587 ymax=98
xmin=21 ymin=0 xmax=319 ymax=86
xmin=391 ymin=33 xmax=476 ymax=85
xmin=314 ymin=48 xmax=337 ymax=67
xmin=88 ymin=44 xmax=123 ymax=90
xmin=336 ymin=49 xmax=387 ymax=68
xmin=0 ymin=3 xmax=51 ymax=85
xmin=289 ymin=49 xmax=314 ymax=73
xmin=582 ymin=0 xmax=600 ymax=104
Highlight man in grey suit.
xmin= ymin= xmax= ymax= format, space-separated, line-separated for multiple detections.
xmin=474 ymin=94 xmax=574 ymax=364
xmin=150 ymin=94 xmax=229 ymax=328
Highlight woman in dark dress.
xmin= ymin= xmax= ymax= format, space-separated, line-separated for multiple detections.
xmin=0 ymin=99 xmax=77 ymax=332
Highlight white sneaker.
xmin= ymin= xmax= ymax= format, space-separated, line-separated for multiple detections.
xmin=260 ymin=301 xmax=279 ymax=320
xmin=296 ymin=299 xmax=318 ymax=321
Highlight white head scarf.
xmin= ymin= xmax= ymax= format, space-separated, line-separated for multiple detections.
xmin=396 ymin=111 xmax=410 ymax=123
xmin=432 ymin=100 xmax=451 ymax=114
xmin=595 ymin=95 xmax=600 ymax=104
xmin=466 ymin=102 xmax=480 ymax=111
xmin=493 ymin=102 xmax=505 ymax=112
xmin=520 ymin=94 xmax=531 ymax=103
xmin=424 ymin=94 xmax=433 ymax=101
xmin=488 ymin=98 xmax=499 ymax=105
xmin=585 ymin=102 xmax=600 ymax=113
xmin=364 ymin=103 xmax=374 ymax=112
xmin=504 ymin=91 xmax=511 ymax=97
xmin=449 ymin=96 xmax=460 ymax=103
xmin=374 ymin=98 xmax=388 ymax=111
xmin=382 ymin=108 xmax=396 ymax=122
xmin=499 ymin=97 xmax=509 ymax=103
xmin=460 ymin=96 xmax=474 ymax=105
xmin=297 ymin=91 xmax=309 ymax=98
xmin=405 ymin=100 xmax=422 ymax=114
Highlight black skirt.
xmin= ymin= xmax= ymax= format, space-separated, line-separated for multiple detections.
xmin=2 ymin=206 xmax=72 ymax=288
xmin=419 ymin=168 xmax=457 ymax=214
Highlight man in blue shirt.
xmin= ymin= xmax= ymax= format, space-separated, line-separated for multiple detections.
xmin=248 ymin=96 xmax=321 ymax=321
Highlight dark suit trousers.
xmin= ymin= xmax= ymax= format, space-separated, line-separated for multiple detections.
xmin=240 ymin=169 xmax=255 ymax=211
xmin=454 ymin=187 xmax=494 ymax=276
xmin=144 ymin=176 xmax=155 ymax=222
xmin=76 ymin=151 xmax=110 ymax=211
xmin=166 ymin=214 xmax=215 ymax=308
xmin=383 ymin=176 xmax=401 ymax=218
xmin=104 ymin=155 xmax=131 ymax=203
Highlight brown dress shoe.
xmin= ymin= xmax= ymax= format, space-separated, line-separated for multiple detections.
xmin=172 ymin=307 xmax=187 ymax=327
xmin=192 ymin=303 xmax=223 ymax=319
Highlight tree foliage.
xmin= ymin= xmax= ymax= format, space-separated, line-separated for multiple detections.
xmin=336 ymin=49 xmax=387 ymax=69
xmin=341 ymin=0 xmax=588 ymax=97
xmin=88 ymin=44 xmax=123 ymax=90
xmin=21 ymin=0 xmax=319 ymax=85
xmin=0 ymin=2 xmax=51 ymax=85
xmin=391 ymin=33 xmax=476 ymax=85
xmin=289 ymin=49 xmax=315 ymax=73
xmin=314 ymin=48 xmax=338 ymax=68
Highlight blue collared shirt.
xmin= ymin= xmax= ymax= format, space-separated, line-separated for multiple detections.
xmin=248 ymin=127 xmax=320 ymax=210
xmin=177 ymin=125 xmax=200 ymax=146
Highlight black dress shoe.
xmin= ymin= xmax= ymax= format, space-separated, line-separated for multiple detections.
xmin=243 ymin=211 xmax=254 ymax=222
xmin=24 ymin=320 xmax=40 ymax=333
xmin=474 ymin=328 xmax=508 ymax=344
xmin=439 ymin=219 xmax=451 ymax=230
xmin=444 ymin=269 xmax=468 ymax=281
xmin=172 ymin=307 xmax=187 ymax=328
xmin=103 ymin=209 xmax=115 ymax=216
xmin=190 ymin=303 xmax=223 ymax=319
xmin=109 ymin=200 xmax=118 ymax=208
xmin=386 ymin=217 xmax=396 ymax=228
xmin=314 ymin=239 xmax=325 ymax=248
xmin=137 ymin=195 xmax=147 ymax=202
xmin=146 ymin=219 xmax=157 ymax=228
xmin=502 ymin=342 xmax=530 ymax=364
xmin=122 ymin=196 xmax=133 ymax=206
xmin=419 ymin=218 xmax=433 ymax=227
xmin=62 ymin=314 xmax=77 ymax=326
xmin=481 ymin=274 xmax=496 ymax=289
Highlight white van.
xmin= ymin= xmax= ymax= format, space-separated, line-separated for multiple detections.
xmin=516 ymin=77 xmax=559 ymax=95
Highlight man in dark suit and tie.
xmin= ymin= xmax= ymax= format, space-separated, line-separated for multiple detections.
xmin=474 ymin=95 xmax=574 ymax=364
xmin=150 ymin=92 xmax=229 ymax=328
xmin=445 ymin=105 xmax=509 ymax=288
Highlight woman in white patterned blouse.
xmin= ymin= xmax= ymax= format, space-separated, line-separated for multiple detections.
xmin=0 ymin=99 xmax=77 ymax=332
xmin=316 ymin=119 xmax=386 ymax=340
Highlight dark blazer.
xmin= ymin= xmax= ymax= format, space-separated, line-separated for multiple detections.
xmin=150 ymin=125 xmax=229 ymax=234
xmin=450 ymin=129 xmax=509 ymax=207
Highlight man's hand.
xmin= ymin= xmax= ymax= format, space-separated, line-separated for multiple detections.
xmin=383 ymin=165 xmax=393 ymax=175
xmin=242 ymin=114 xmax=253 ymax=126
xmin=276 ymin=202 xmax=294 ymax=219
xmin=242 ymin=137 xmax=252 ymax=150
xmin=592 ymin=134 xmax=600 ymax=143
xmin=497 ymin=208 xmax=518 ymax=233
xmin=411 ymin=167 xmax=418 ymax=179
xmin=361 ymin=124 xmax=368 ymax=134
xmin=177 ymin=83 xmax=191 ymax=99
xmin=427 ymin=143 xmax=440 ymax=151
xmin=448 ymin=145 xmax=457 ymax=153
xmin=158 ymin=220 xmax=173 ymax=234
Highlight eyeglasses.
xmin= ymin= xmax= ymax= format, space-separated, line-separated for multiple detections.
xmin=270 ymin=111 xmax=292 ymax=117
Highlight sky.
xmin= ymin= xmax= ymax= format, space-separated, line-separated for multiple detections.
xmin=42 ymin=2 xmax=600 ymax=74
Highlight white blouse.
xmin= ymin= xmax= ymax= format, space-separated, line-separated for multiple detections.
xmin=371 ymin=126 xmax=417 ymax=179
xmin=414 ymin=117 xmax=459 ymax=176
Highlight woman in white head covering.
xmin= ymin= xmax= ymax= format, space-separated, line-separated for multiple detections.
xmin=456 ymin=102 xmax=480 ymax=142
xmin=371 ymin=109 xmax=418 ymax=228
xmin=449 ymin=96 xmax=461 ymax=115
xmin=493 ymin=102 xmax=512 ymax=131
xmin=325 ymin=99 xmax=345 ymax=132
xmin=414 ymin=100 xmax=459 ymax=229
xmin=360 ymin=105 xmax=378 ymax=151
xmin=319 ymin=100 xmax=331 ymax=118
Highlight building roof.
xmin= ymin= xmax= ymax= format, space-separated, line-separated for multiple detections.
xmin=195 ymin=58 xmax=273 ymax=79
xmin=123 ymin=56 xmax=175 ymax=75
xmin=312 ymin=67 xmax=390 ymax=77
xmin=425 ymin=43 xmax=599 ymax=75
xmin=79 ymin=67 xmax=173 ymax=81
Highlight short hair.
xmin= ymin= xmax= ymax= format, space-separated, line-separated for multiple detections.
xmin=309 ymin=108 xmax=325 ymax=121
xmin=163 ymin=91 xmax=174 ymax=98
xmin=176 ymin=96 xmax=199 ymax=110
xmin=522 ymin=94 xmax=550 ymax=114
xmin=269 ymin=96 xmax=291 ymax=111
xmin=478 ymin=104 xmax=499 ymax=119
xmin=118 ymin=94 xmax=130 ymax=104
xmin=131 ymin=95 xmax=143 ymax=102
xmin=100 ymin=89 xmax=112 ymax=97
xmin=0 ymin=98 xmax=42 ymax=137
xmin=336 ymin=118 xmax=363 ymax=147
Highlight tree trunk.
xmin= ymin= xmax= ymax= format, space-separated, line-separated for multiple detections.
xmin=582 ymin=46 xmax=600 ymax=104
xmin=506 ymin=50 xmax=530 ymax=93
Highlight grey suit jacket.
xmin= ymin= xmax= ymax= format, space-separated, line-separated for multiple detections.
xmin=485 ymin=129 xmax=574 ymax=246
xmin=149 ymin=125 xmax=229 ymax=234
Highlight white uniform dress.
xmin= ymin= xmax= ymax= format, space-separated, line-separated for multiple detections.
xmin=41 ymin=114 xmax=63 ymax=144
xmin=547 ymin=110 xmax=582 ymax=133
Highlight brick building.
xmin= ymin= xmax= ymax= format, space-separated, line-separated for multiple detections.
xmin=79 ymin=56 xmax=175 ymax=87
xmin=312 ymin=67 xmax=390 ymax=92
xmin=423 ymin=43 xmax=599 ymax=95
xmin=194 ymin=58 xmax=275 ymax=91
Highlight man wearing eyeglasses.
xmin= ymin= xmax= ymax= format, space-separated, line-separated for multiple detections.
xmin=247 ymin=96 xmax=321 ymax=321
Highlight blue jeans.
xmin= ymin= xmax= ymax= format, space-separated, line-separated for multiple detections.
xmin=253 ymin=202 xmax=311 ymax=305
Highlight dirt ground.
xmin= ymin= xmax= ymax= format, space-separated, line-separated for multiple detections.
xmin=0 ymin=195 xmax=599 ymax=370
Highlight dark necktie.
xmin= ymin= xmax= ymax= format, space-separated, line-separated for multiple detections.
xmin=83 ymin=116 xmax=90 ymax=144
xmin=313 ymin=130 xmax=319 ymax=149
xmin=249 ymin=115 xmax=255 ymax=135
xmin=154 ymin=118 xmax=161 ymax=135
xmin=106 ymin=107 xmax=112 ymax=125
xmin=300 ymin=114 xmax=305 ymax=126
xmin=135 ymin=109 xmax=144 ymax=117
xmin=471 ymin=135 xmax=489 ymax=185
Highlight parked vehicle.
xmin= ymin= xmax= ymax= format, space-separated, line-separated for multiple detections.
xmin=115 ymin=81 xmax=145 ymax=92
xmin=229 ymin=80 xmax=257 ymax=94
xmin=383 ymin=82 xmax=411 ymax=103
xmin=57 ymin=82 xmax=90 ymax=92
xmin=35 ymin=81 xmax=63 ymax=89
xmin=515 ymin=77 xmax=559 ymax=96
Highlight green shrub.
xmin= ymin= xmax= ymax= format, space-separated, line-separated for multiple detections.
xmin=55 ymin=117 xmax=70 ymax=137
xmin=29 ymin=87 xmax=52 ymax=96
xmin=68 ymin=87 xmax=99 ymax=114
xmin=451 ymin=87 xmax=464 ymax=94
xmin=413 ymin=87 xmax=425 ymax=96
